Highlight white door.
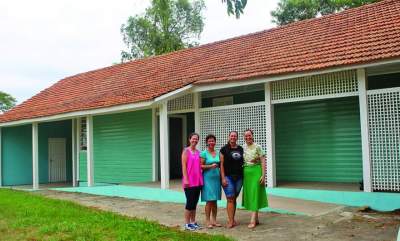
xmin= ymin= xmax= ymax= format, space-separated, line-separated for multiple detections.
xmin=48 ymin=138 xmax=67 ymax=183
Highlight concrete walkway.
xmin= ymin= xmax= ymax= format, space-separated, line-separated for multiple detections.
xmin=34 ymin=189 xmax=399 ymax=241
xmin=53 ymin=183 xmax=342 ymax=216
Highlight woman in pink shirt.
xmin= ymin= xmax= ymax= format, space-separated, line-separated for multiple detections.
xmin=181 ymin=133 xmax=203 ymax=231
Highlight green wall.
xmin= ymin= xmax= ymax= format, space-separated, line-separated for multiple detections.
xmin=2 ymin=125 xmax=33 ymax=185
xmin=92 ymin=109 xmax=153 ymax=183
xmin=79 ymin=151 xmax=87 ymax=182
xmin=275 ymin=97 xmax=363 ymax=183
xmin=38 ymin=120 xmax=72 ymax=183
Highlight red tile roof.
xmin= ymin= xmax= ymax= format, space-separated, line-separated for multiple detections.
xmin=1 ymin=0 xmax=400 ymax=123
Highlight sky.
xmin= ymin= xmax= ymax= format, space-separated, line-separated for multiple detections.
xmin=0 ymin=0 xmax=279 ymax=103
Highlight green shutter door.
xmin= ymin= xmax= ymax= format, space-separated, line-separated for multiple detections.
xmin=93 ymin=109 xmax=152 ymax=183
xmin=1 ymin=125 xmax=33 ymax=185
xmin=79 ymin=151 xmax=87 ymax=182
xmin=275 ymin=97 xmax=362 ymax=183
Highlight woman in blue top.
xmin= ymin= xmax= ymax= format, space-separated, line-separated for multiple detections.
xmin=200 ymin=134 xmax=222 ymax=228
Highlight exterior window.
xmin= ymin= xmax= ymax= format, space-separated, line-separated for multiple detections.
xmin=212 ymin=96 xmax=233 ymax=107
xmin=80 ymin=118 xmax=87 ymax=150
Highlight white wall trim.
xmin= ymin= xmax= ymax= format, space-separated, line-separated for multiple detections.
xmin=0 ymin=101 xmax=153 ymax=128
xmin=167 ymin=109 xmax=195 ymax=115
xmin=367 ymin=87 xmax=400 ymax=95
xmin=193 ymin=58 xmax=400 ymax=92
xmin=358 ymin=69 xmax=372 ymax=192
xmin=159 ymin=102 xmax=169 ymax=189
xmin=32 ymin=123 xmax=39 ymax=190
xmin=0 ymin=127 xmax=2 ymax=187
xmin=265 ymin=83 xmax=276 ymax=188
xmin=76 ymin=117 xmax=81 ymax=182
xmin=152 ymin=108 xmax=158 ymax=182
xmin=271 ymin=92 xmax=359 ymax=104
xmin=193 ymin=92 xmax=200 ymax=134
xmin=86 ymin=115 xmax=94 ymax=187
xmin=71 ymin=119 xmax=77 ymax=187
xmin=154 ymin=85 xmax=193 ymax=103
xmin=199 ymin=101 xmax=265 ymax=112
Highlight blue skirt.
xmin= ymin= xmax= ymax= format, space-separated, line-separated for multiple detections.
xmin=201 ymin=168 xmax=221 ymax=201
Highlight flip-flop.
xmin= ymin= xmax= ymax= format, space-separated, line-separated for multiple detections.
xmin=247 ymin=222 xmax=256 ymax=229
xmin=213 ymin=223 xmax=222 ymax=227
xmin=207 ymin=224 xmax=214 ymax=229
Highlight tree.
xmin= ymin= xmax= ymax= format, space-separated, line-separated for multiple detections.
xmin=0 ymin=91 xmax=16 ymax=113
xmin=120 ymin=0 xmax=205 ymax=61
xmin=271 ymin=0 xmax=379 ymax=26
xmin=222 ymin=0 xmax=247 ymax=18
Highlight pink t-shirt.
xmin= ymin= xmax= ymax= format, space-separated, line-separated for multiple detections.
xmin=182 ymin=148 xmax=204 ymax=188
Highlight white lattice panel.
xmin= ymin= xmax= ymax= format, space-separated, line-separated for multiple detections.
xmin=199 ymin=102 xmax=268 ymax=182
xmin=271 ymin=70 xmax=358 ymax=102
xmin=368 ymin=88 xmax=400 ymax=192
xmin=167 ymin=94 xmax=194 ymax=112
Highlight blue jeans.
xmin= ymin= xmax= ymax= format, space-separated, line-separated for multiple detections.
xmin=223 ymin=175 xmax=243 ymax=198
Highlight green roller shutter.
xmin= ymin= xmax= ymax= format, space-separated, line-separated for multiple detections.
xmin=79 ymin=151 xmax=87 ymax=182
xmin=93 ymin=109 xmax=152 ymax=183
xmin=275 ymin=97 xmax=362 ymax=183
xmin=1 ymin=125 xmax=32 ymax=185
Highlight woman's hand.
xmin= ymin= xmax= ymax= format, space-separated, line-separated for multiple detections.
xmin=250 ymin=156 xmax=260 ymax=164
xmin=210 ymin=163 xmax=218 ymax=169
xmin=183 ymin=177 xmax=190 ymax=188
xmin=222 ymin=177 xmax=228 ymax=187
xmin=259 ymin=175 xmax=265 ymax=185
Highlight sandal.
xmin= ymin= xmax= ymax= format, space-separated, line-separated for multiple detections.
xmin=247 ymin=222 xmax=256 ymax=229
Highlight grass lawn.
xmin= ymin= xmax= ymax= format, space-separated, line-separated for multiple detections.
xmin=0 ymin=189 xmax=231 ymax=241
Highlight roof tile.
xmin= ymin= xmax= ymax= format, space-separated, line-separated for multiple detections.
xmin=1 ymin=0 xmax=400 ymax=123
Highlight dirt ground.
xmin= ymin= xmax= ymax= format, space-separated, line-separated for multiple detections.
xmin=36 ymin=190 xmax=399 ymax=241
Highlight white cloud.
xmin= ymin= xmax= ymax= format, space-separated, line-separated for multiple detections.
xmin=0 ymin=0 xmax=278 ymax=103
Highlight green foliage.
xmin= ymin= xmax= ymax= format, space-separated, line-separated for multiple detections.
xmin=120 ymin=0 xmax=205 ymax=61
xmin=0 ymin=189 xmax=232 ymax=241
xmin=222 ymin=0 xmax=247 ymax=18
xmin=0 ymin=91 xmax=16 ymax=113
xmin=271 ymin=0 xmax=379 ymax=26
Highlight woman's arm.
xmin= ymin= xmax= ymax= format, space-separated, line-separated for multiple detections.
xmin=220 ymin=153 xmax=228 ymax=187
xmin=181 ymin=150 xmax=189 ymax=187
xmin=259 ymin=155 xmax=266 ymax=185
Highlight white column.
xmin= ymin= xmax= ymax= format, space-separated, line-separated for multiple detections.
xmin=358 ymin=68 xmax=372 ymax=192
xmin=152 ymin=108 xmax=158 ymax=182
xmin=193 ymin=92 xmax=200 ymax=134
xmin=71 ymin=119 xmax=77 ymax=187
xmin=32 ymin=123 xmax=39 ymax=190
xmin=265 ymin=82 xmax=276 ymax=188
xmin=86 ymin=115 xmax=94 ymax=187
xmin=0 ymin=127 xmax=2 ymax=187
xmin=76 ymin=118 xmax=81 ymax=182
xmin=159 ymin=101 xmax=169 ymax=189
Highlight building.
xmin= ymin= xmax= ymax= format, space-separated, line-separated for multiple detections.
xmin=0 ymin=0 xmax=399 ymax=192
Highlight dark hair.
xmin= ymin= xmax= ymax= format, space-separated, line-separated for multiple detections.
xmin=244 ymin=129 xmax=254 ymax=142
xmin=244 ymin=128 xmax=254 ymax=135
xmin=227 ymin=131 xmax=238 ymax=145
xmin=188 ymin=132 xmax=200 ymax=140
xmin=205 ymin=134 xmax=216 ymax=143
xmin=229 ymin=131 xmax=238 ymax=136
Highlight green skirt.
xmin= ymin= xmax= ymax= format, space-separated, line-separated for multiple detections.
xmin=242 ymin=164 xmax=268 ymax=211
